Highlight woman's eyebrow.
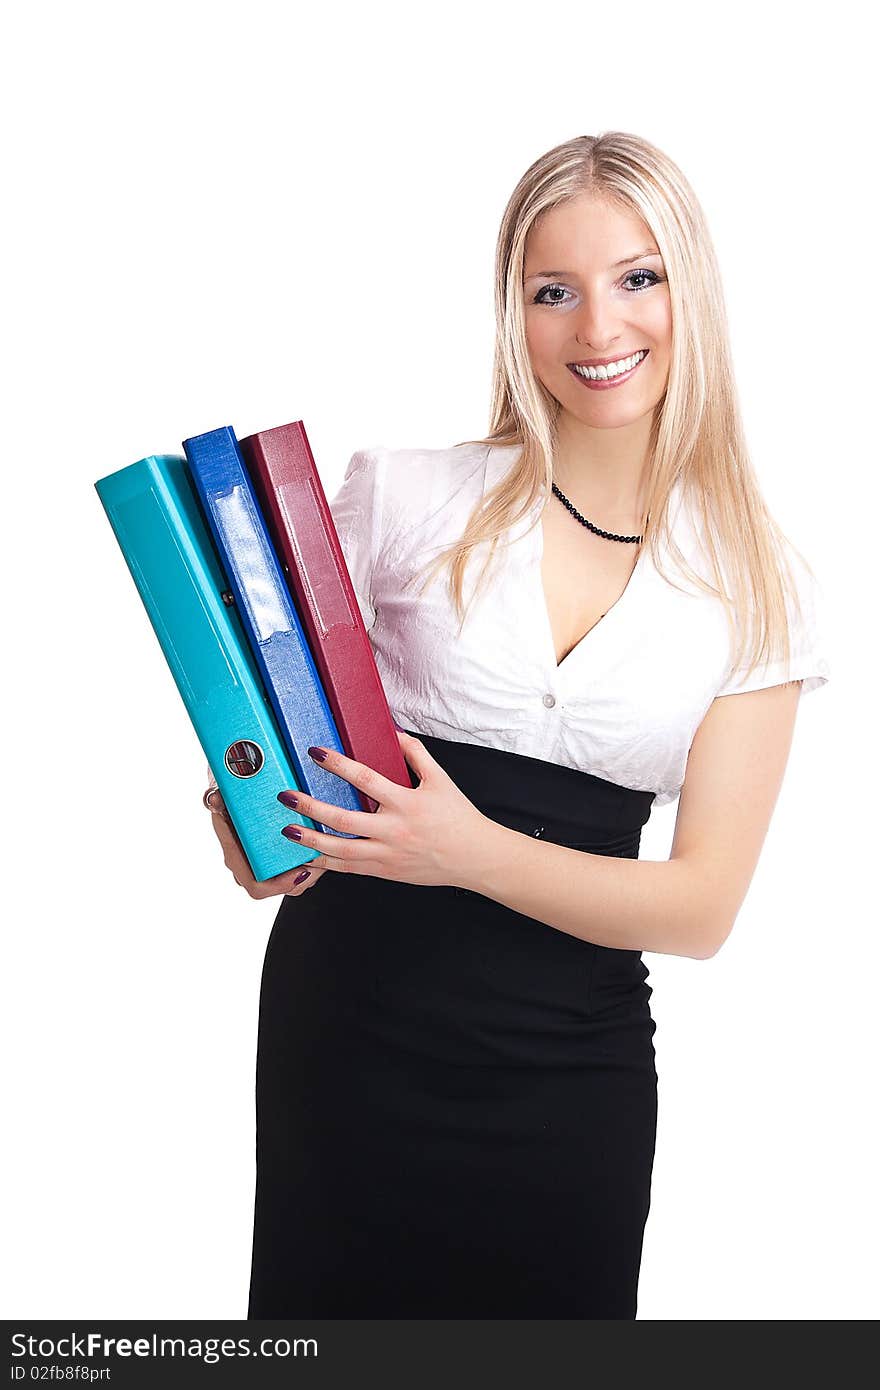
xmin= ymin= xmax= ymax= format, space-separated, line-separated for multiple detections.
xmin=524 ymin=249 xmax=662 ymax=280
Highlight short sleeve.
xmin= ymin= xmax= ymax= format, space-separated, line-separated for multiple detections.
xmin=328 ymin=448 xmax=385 ymax=634
xmin=716 ymin=546 xmax=831 ymax=698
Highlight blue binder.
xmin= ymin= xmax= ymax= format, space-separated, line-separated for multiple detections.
xmin=183 ymin=425 xmax=362 ymax=835
xmin=95 ymin=454 xmax=322 ymax=882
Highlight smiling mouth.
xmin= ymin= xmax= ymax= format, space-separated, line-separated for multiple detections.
xmin=568 ymin=349 xmax=649 ymax=382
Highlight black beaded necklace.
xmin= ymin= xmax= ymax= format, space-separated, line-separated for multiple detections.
xmin=551 ymin=480 xmax=643 ymax=545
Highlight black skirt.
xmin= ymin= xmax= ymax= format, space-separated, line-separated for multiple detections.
xmin=247 ymin=733 xmax=658 ymax=1319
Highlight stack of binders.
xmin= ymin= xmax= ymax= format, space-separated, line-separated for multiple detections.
xmin=95 ymin=421 xmax=411 ymax=882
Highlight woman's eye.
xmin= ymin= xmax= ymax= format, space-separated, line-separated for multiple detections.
xmin=623 ymin=269 xmax=663 ymax=292
xmin=532 ymin=283 xmax=572 ymax=307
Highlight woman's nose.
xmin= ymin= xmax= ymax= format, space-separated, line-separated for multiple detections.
xmin=573 ymin=290 xmax=624 ymax=347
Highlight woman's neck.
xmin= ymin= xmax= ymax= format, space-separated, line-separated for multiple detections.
xmin=552 ymin=411 xmax=654 ymax=531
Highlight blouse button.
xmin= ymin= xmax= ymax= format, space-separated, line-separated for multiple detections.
xmin=542 ymin=693 xmax=556 ymax=708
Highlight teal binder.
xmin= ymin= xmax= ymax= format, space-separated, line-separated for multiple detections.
xmin=95 ymin=453 xmax=321 ymax=882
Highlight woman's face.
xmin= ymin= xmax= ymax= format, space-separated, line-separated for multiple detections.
xmin=523 ymin=194 xmax=671 ymax=429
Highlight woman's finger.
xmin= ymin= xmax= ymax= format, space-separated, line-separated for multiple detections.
xmin=207 ymin=802 xmax=254 ymax=881
xmin=203 ymin=782 xmax=230 ymax=821
xmin=203 ymin=783 xmax=326 ymax=899
xmin=304 ymin=729 xmax=428 ymax=812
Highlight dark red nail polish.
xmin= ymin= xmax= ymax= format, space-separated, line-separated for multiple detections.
xmin=278 ymin=791 xmax=299 ymax=809
xmin=282 ymin=825 xmax=303 ymax=841
xmin=293 ymin=868 xmax=311 ymax=886
xmin=308 ymin=746 xmax=328 ymax=762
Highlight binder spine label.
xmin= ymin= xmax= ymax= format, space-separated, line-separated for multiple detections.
xmin=214 ymin=484 xmax=293 ymax=641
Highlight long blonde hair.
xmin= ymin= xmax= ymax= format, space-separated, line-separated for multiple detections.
xmin=411 ymin=130 xmax=809 ymax=683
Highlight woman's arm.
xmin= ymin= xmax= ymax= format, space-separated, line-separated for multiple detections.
xmin=461 ymin=681 xmax=804 ymax=960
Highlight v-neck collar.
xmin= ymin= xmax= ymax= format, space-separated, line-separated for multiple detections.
xmin=532 ymin=499 xmax=648 ymax=672
xmin=483 ymin=442 xmax=657 ymax=676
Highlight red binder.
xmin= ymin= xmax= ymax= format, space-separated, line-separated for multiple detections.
xmin=240 ymin=421 xmax=411 ymax=815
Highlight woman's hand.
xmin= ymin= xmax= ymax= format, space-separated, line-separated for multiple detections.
xmin=274 ymin=730 xmax=491 ymax=888
xmin=202 ymin=778 xmax=327 ymax=900
xmin=203 ymin=730 xmax=492 ymax=897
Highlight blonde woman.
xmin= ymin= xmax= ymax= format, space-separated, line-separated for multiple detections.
xmin=205 ymin=132 xmax=829 ymax=1319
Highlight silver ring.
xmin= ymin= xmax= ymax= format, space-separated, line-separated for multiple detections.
xmin=203 ymin=785 xmax=222 ymax=812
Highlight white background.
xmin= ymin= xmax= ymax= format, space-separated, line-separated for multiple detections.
xmin=3 ymin=0 xmax=875 ymax=1322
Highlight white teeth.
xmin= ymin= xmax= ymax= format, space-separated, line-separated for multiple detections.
xmin=572 ymin=350 xmax=646 ymax=380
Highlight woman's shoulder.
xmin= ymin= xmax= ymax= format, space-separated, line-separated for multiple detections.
xmin=657 ymin=476 xmax=830 ymax=692
xmin=355 ymin=439 xmax=494 ymax=534
xmin=367 ymin=438 xmax=491 ymax=481
xmin=666 ymin=476 xmax=824 ymax=600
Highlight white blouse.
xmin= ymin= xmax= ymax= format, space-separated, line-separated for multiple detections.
xmin=329 ymin=441 xmax=830 ymax=808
